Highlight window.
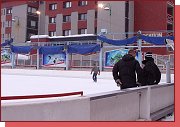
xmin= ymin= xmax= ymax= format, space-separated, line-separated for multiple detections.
xmin=7 ymin=21 xmax=12 ymax=27
xmin=2 ymin=21 xmax=5 ymax=28
xmin=49 ymin=3 xmax=57 ymax=10
xmin=49 ymin=17 xmax=56 ymax=23
xmin=6 ymin=33 xmax=11 ymax=39
xmin=63 ymin=1 xmax=72 ymax=8
xmin=95 ymin=11 xmax=97 ymax=19
xmin=78 ymin=13 xmax=87 ymax=20
xmin=49 ymin=31 xmax=56 ymax=37
xmin=31 ymin=20 xmax=36 ymax=27
xmin=2 ymin=34 xmax=4 ymax=39
xmin=63 ymin=30 xmax=71 ymax=36
xmin=28 ymin=33 xmax=35 ymax=40
xmin=28 ymin=7 xmax=37 ymax=13
xmin=94 ymin=27 xmax=97 ymax=34
xmin=3 ymin=9 xmax=6 ymax=15
xmin=78 ymin=28 xmax=87 ymax=34
xmin=78 ymin=1 xmax=87 ymax=6
xmin=63 ymin=15 xmax=71 ymax=22
xmin=6 ymin=8 xmax=12 ymax=14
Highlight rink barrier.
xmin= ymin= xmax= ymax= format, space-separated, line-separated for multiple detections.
xmin=1 ymin=83 xmax=174 ymax=121
xmin=1 ymin=91 xmax=83 ymax=100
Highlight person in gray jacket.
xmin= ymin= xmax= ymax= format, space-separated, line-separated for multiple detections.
xmin=91 ymin=63 xmax=100 ymax=82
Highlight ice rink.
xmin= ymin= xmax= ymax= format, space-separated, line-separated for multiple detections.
xmin=1 ymin=68 xmax=174 ymax=121
xmin=2 ymin=68 xmax=174 ymax=97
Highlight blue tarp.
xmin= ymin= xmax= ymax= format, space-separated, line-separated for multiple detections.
xmin=97 ymin=35 xmax=137 ymax=46
xmin=68 ymin=44 xmax=100 ymax=55
xmin=1 ymin=38 xmax=13 ymax=47
xmin=11 ymin=45 xmax=33 ymax=54
xmin=141 ymin=35 xmax=174 ymax=45
xmin=39 ymin=46 xmax=64 ymax=55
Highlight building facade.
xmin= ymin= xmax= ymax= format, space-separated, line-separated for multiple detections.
xmin=1 ymin=1 xmax=40 ymax=43
xmin=1 ymin=1 xmax=135 ymax=42
xmin=1 ymin=1 xmax=174 ymax=54
xmin=134 ymin=0 xmax=174 ymax=36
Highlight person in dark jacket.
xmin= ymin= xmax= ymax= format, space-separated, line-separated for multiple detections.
xmin=112 ymin=49 xmax=142 ymax=89
xmin=91 ymin=63 xmax=100 ymax=82
xmin=140 ymin=52 xmax=161 ymax=86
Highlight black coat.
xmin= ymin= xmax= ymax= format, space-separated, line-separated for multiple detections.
xmin=112 ymin=54 xmax=142 ymax=89
xmin=140 ymin=58 xmax=161 ymax=86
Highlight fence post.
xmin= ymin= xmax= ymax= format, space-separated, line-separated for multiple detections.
xmin=66 ymin=49 xmax=69 ymax=70
xmin=137 ymin=31 xmax=142 ymax=67
xmin=166 ymin=60 xmax=171 ymax=83
xmin=36 ymin=48 xmax=39 ymax=69
xmin=99 ymin=42 xmax=103 ymax=71
xmin=11 ymin=52 xmax=15 ymax=69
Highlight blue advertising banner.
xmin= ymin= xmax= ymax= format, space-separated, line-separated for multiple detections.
xmin=43 ymin=53 xmax=66 ymax=67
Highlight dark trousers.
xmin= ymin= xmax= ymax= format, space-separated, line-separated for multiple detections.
xmin=92 ymin=73 xmax=97 ymax=82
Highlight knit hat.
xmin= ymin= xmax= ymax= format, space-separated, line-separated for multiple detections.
xmin=145 ymin=52 xmax=153 ymax=60
xmin=142 ymin=52 xmax=153 ymax=64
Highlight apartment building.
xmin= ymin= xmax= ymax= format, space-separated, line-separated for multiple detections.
xmin=1 ymin=1 xmax=134 ymax=42
xmin=1 ymin=1 xmax=174 ymax=55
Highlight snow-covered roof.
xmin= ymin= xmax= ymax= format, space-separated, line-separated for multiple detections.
xmin=30 ymin=34 xmax=96 ymax=39
xmin=49 ymin=34 xmax=95 ymax=38
xmin=30 ymin=35 xmax=50 ymax=39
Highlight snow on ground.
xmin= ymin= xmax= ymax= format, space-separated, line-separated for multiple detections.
xmin=160 ymin=113 xmax=174 ymax=121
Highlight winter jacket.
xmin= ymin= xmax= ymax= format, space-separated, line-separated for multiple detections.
xmin=140 ymin=58 xmax=161 ymax=86
xmin=91 ymin=66 xmax=100 ymax=74
xmin=112 ymin=54 xmax=142 ymax=89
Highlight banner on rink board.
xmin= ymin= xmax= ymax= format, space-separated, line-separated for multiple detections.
xmin=43 ymin=53 xmax=66 ymax=67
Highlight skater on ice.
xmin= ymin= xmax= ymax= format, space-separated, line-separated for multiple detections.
xmin=91 ymin=63 xmax=100 ymax=82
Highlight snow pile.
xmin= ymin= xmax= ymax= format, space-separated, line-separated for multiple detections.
xmin=160 ymin=113 xmax=174 ymax=121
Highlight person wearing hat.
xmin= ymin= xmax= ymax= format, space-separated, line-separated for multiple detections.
xmin=112 ymin=49 xmax=142 ymax=89
xmin=140 ymin=52 xmax=161 ymax=86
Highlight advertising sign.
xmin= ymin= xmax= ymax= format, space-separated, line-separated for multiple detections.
xmin=43 ymin=53 xmax=66 ymax=67
xmin=105 ymin=49 xmax=129 ymax=67
xmin=1 ymin=49 xmax=11 ymax=64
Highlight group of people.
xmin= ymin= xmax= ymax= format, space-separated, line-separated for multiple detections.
xmin=112 ymin=49 xmax=161 ymax=89
xmin=91 ymin=49 xmax=161 ymax=90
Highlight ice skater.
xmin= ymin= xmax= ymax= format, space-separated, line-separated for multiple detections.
xmin=91 ymin=63 xmax=100 ymax=82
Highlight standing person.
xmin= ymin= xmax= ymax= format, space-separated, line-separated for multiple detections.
xmin=91 ymin=63 xmax=100 ymax=82
xmin=112 ymin=49 xmax=142 ymax=89
xmin=140 ymin=52 xmax=161 ymax=86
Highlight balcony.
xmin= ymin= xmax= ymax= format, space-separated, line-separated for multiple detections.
xmin=167 ymin=1 xmax=174 ymax=7
xmin=167 ymin=14 xmax=173 ymax=25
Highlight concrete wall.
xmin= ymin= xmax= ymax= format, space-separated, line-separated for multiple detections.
xmin=90 ymin=90 xmax=140 ymax=121
xmin=2 ymin=97 xmax=90 ymax=121
xmin=1 ymin=9 xmax=6 ymax=43
xmin=87 ymin=10 xmax=95 ymax=34
xmin=97 ymin=1 xmax=126 ymax=40
xmin=71 ymin=12 xmax=78 ymax=35
xmin=1 ymin=83 xmax=174 ymax=121
xmin=11 ymin=4 xmax=27 ymax=43
xmin=56 ymin=14 xmax=63 ymax=36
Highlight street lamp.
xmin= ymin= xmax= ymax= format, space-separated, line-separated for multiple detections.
xmin=36 ymin=10 xmax=41 ymax=69
xmin=98 ymin=3 xmax=112 ymax=33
